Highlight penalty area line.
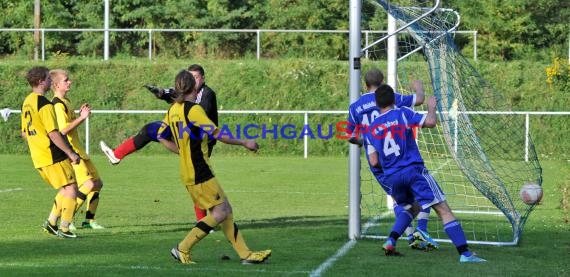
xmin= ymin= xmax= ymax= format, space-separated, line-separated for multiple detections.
xmin=309 ymin=211 xmax=392 ymax=277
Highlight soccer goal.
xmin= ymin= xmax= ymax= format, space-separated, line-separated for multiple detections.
xmin=348 ymin=0 xmax=543 ymax=246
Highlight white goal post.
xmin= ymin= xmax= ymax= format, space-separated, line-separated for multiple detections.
xmin=347 ymin=0 xmax=443 ymax=241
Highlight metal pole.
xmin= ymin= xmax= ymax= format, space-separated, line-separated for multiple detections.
xmin=387 ymin=15 xmax=397 ymax=89
xmin=473 ymin=31 xmax=477 ymax=61
xmin=34 ymin=0 xmax=40 ymax=61
xmin=85 ymin=116 xmax=90 ymax=155
xmin=386 ymin=12 xmax=397 ymax=210
xmin=41 ymin=30 xmax=45 ymax=61
xmin=104 ymin=0 xmax=109 ymax=60
xmin=148 ymin=30 xmax=152 ymax=61
xmin=364 ymin=31 xmax=369 ymax=59
xmin=304 ymin=112 xmax=308 ymax=159
xmin=348 ymin=0 xmax=362 ymax=240
xmin=525 ymin=113 xmax=529 ymax=162
xmin=257 ymin=30 xmax=261 ymax=60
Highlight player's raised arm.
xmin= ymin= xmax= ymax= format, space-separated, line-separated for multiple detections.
xmin=213 ymin=129 xmax=258 ymax=152
xmin=144 ymin=84 xmax=177 ymax=104
xmin=423 ymin=96 xmax=437 ymax=128
xmin=58 ymin=103 xmax=90 ymax=136
xmin=411 ymin=80 xmax=425 ymax=106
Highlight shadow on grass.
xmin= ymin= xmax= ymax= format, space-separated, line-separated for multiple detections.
xmin=0 ymin=215 xmax=348 ymax=269
xmin=95 ymin=215 xmax=348 ymax=234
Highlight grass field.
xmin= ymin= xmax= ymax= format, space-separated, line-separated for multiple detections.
xmin=0 ymin=154 xmax=568 ymax=276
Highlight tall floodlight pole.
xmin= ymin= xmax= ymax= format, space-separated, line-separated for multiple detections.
xmin=34 ymin=0 xmax=40 ymax=61
xmin=104 ymin=0 xmax=110 ymax=60
xmin=348 ymin=0 xmax=362 ymax=240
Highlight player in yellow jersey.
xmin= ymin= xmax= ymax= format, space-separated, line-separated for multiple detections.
xmin=20 ymin=66 xmax=81 ymax=239
xmin=158 ymin=70 xmax=271 ymax=265
xmin=50 ymin=69 xmax=105 ymax=230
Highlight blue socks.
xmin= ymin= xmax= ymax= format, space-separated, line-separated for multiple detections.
xmin=389 ymin=209 xmax=414 ymax=246
xmin=416 ymin=208 xmax=430 ymax=232
xmin=444 ymin=220 xmax=472 ymax=256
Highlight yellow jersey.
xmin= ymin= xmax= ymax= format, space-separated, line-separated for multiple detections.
xmin=52 ymin=97 xmax=88 ymax=158
xmin=162 ymin=101 xmax=217 ymax=185
xmin=21 ymin=92 xmax=67 ymax=168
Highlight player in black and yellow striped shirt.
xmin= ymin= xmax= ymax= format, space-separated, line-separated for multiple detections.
xmin=20 ymin=66 xmax=81 ymax=238
xmin=159 ymin=70 xmax=271 ymax=265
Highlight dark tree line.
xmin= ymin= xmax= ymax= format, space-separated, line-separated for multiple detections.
xmin=0 ymin=0 xmax=567 ymax=60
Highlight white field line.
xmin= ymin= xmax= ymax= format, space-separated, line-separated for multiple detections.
xmin=309 ymin=211 xmax=392 ymax=277
xmin=0 ymin=187 xmax=23 ymax=193
xmin=0 ymin=262 xmax=310 ymax=275
xmin=308 ymin=239 xmax=356 ymax=277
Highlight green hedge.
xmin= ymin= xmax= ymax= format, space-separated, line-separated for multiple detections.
xmin=1 ymin=58 xmax=567 ymax=159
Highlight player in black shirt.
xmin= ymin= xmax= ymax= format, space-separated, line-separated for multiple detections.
xmin=100 ymin=64 xmax=218 ymax=220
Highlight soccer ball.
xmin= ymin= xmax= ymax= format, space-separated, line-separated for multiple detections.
xmin=519 ymin=183 xmax=542 ymax=205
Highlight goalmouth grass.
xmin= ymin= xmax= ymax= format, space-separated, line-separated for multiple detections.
xmin=0 ymin=155 xmax=568 ymax=276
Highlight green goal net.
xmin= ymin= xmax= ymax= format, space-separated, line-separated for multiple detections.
xmin=358 ymin=0 xmax=542 ymax=245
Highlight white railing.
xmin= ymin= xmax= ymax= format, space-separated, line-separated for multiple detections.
xmin=4 ymin=109 xmax=568 ymax=159
xmin=0 ymin=28 xmax=479 ymax=61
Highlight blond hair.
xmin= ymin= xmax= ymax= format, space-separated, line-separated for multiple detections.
xmin=49 ymin=69 xmax=68 ymax=90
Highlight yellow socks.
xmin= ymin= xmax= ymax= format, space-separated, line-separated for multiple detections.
xmin=75 ymin=185 xmax=89 ymax=211
xmin=221 ymin=214 xmax=251 ymax=259
xmin=85 ymin=191 xmax=100 ymax=221
xmin=179 ymin=215 xmax=218 ymax=251
xmin=48 ymin=193 xmax=64 ymax=226
xmin=60 ymin=196 xmax=76 ymax=229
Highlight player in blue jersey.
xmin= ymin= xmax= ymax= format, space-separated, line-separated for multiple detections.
xmin=364 ymin=84 xmax=486 ymax=262
xmin=347 ymin=68 xmax=435 ymax=250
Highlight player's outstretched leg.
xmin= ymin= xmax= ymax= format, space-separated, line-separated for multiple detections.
xmin=100 ymin=141 xmax=121 ymax=165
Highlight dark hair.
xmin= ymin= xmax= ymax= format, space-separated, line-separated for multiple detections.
xmin=365 ymin=68 xmax=384 ymax=88
xmin=375 ymin=84 xmax=395 ymax=108
xmin=174 ymin=70 xmax=196 ymax=103
xmin=26 ymin=66 xmax=49 ymax=87
xmin=187 ymin=64 xmax=204 ymax=76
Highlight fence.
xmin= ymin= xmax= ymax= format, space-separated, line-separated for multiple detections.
xmin=3 ymin=109 xmax=568 ymax=159
xmin=0 ymin=28 xmax=479 ymax=61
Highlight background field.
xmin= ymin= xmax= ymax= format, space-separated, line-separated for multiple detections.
xmin=0 ymin=154 xmax=568 ymax=276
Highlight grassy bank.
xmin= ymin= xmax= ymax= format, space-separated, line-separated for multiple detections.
xmin=0 ymin=58 xmax=567 ymax=158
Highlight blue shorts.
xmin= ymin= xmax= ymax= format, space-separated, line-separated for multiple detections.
xmin=383 ymin=165 xmax=445 ymax=210
xmin=372 ymin=172 xmax=391 ymax=195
